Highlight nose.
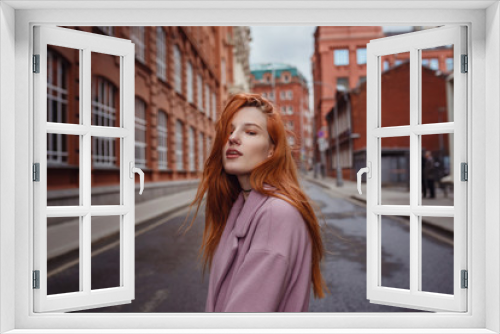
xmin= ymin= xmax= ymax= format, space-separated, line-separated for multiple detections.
xmin=228 ymin=131 xmax=240 ymax=145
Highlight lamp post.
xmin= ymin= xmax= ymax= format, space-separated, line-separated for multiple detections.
xmin=313 ymin=81 xmax=343 ymax=187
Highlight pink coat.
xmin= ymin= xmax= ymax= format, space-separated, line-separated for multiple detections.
xmin=205 ymin=184 xmax=313 ymax=312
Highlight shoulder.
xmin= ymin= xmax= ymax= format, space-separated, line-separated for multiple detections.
xmin=253 ymin=196 xmax=310 ymax=256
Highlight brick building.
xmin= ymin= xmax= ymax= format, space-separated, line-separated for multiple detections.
xmin=47 ymin=26 xmax=251 ymax=206
xmin=326 ymin=61 xmax=451 ymax=185
xmin=250 ymin=63 xmax=314 ymax=171
xmin=312 ymin=26 xmax=453 ymax=172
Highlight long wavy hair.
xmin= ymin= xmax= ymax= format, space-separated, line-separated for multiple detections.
xmin=181 ymin=92 xmax=330 ymax=299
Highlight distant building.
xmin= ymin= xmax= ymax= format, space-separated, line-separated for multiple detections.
xmin=229 ymin=26 xmax=252 ymax=94
xmin=312 ymin=26 xmax=453 ymax=173
xmin=250 ymin=63 xmax=314 ymax=170
xmin=326 ymin=61 xmax=450 ymax=185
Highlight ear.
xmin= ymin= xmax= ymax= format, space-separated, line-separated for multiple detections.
xmin=268 ymin=144 xmax=275 ymax=158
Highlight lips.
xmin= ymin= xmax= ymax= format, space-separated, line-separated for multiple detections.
xmin=226 ymin=149 xmax=242 ymax=157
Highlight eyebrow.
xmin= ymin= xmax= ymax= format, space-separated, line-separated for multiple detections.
xmin=230 ymin=122 xmax=263 ymax=130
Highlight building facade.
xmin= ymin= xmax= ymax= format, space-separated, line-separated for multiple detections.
xmin=250 ymin=63 xmax=314 ymax=171
xmin=312 ymin=26 xmax=454 ymax=175
xmin=46 ymin=26 xmax=246 ymax=205
xmin=326 ymin=61 xmax=451 ymax=186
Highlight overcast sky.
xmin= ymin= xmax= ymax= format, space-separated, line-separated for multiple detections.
xmin=248 ymin=26 xmax=413 ymax=91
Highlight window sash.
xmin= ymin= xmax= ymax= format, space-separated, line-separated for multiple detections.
xmin=174 ymin=45 xmax=182 ymax=93
xmin=130 ymin=26 xmax=145 ymax=63
xmin=157 ymin=111 xmax=168 ymax=170
xmin=156 ymin=27 xmax=167 ymax=81
xmin=175 ymin=121 xmax=184 ymax=170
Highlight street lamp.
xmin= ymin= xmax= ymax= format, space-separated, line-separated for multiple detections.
xmin=312 ymin=81 xmax=344 ymax=187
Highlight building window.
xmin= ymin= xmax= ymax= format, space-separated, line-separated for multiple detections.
xmin=287 ymin=120 xmax=294 ymax=131
xmin=337 ymin=77 xmax=349 ymax=91
xmin=206 ymin=137 xmax=212 ymax=159
xmin=157 ymin=110 xmax=168 ymax=170
xmin=287 ymin=136 xmax=295 ymax=146
xmin=395 ymin=59 xmax=403 ymax=66
xmin=135 ymin=97 xmax=147 ymax=168
xmin=283 ymin=74 xmax=290 ymax=83
xmin=287 ymin=106 xmax=294 ymax=115
xmin=188 ymin=126 xmax=195 ymax=172
xmin=221 ymin=58 xmax=226 ymax=85
xmin=280 ymin=91 xmax=286 ymax=100
xmin=205 ymin=84 xmax=210 ymax=117
xmin=212 ymin=91 xmax=216 ymax=121
xmin=281 ymin=106 xmax=286 ymax=114
xmin=359 ymin=76 xmax=367 ymax=85
xmin=174 ymin=44 xmax=182 ymax=94
xmin=186 ymin=62 xmax=193 ymax=103
xmin=47 ymin=49 xmax=69 ymax=164
xmin=287 ymin=90 xmax=293 ymax=99
xmin=357 ymin=48 xmax=367 ymax=65
xmin=198 ymin=132 xmax=204 ymax=171
xmin=197 ymin=74 xmax=203 ymax=112
xmin=130 ymin=26 xmax=145 ymax=63
xmin=446 ymin=57 xmax=454 ymax=71
xmin=156 ymin=27 xmax=167 ymax=81
xmin=97 ymin=26 xmax=114 ymax=36
xmin=269 ymin=91 xmax=275 ymax=101
xmin=430 ymin=58 xmax=439 ymax=70
xmin=383 ymin=60 xmax=390 ymax=71
xmin=175 ymin=120 xmax=184 ymax=171
xmin=262 ymin=92 xmax=267 ymax=98
xmin=92 ymin=77 xmax=117 ymax=166
xmin=334 ymin=49 xmax=349 ymax=66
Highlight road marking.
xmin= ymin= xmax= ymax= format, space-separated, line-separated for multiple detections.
xmin=47 ymin=206 xmax=192 ymax=278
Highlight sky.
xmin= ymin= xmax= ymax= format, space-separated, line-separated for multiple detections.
xmin=248 ymin=26 xmax=413 ymax=93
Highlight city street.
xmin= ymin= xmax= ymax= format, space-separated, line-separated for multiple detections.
xmin=47 ymin=179 xmax=453 ymax=313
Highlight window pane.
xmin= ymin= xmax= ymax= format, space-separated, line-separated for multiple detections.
xmin=381 ymin=215 xmax=410 ymax=290
xmin=420 ymin=216 xmax=454 ymax=295
xmin=130 ymin=26 xmax=145 ymax=63
xmin=91 ymin=216 xmax=121 ymax=290
xmin=334 ymin=49 xmax=349 ymax=66
xmin=47 ymin=45 xmax=78 ymax=124
xmin=337 ymin=77 xmax=349 ymax=91
xmin=380 ymin=51 xmax=410 ymax=127
xmin=135 ymin=98 xmax=147 ymax=168
xmin=92 ymin=136 xmax=121 ymax=205
xmin=156 ymin=27 xmax=167 ymax=81
xmin=157 ymin=111 xmax=168 ymax=170
xmin=357 ymin=48 xmax=367 ymax=65
xmin=47 ymin=134 xmax=80 ymax=206
xmin=421 ymin=45 xmax=454 ymax=125
xmin=91 ymin=52 xmax=120 ymax=127
xmin=381 ymin=136 xmax=410 ymax=205
xmin=47 ymin=216 xmax=81 ymax=295
xmin=421 ymin=134 xmax=453 ymax=205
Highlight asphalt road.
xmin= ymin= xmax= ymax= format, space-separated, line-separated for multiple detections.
xmin=46 ymin=180 xmax=454 ymax=313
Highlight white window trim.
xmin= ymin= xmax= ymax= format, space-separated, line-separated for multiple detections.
xmin=2 ymin=3 xmax=498 ymax=334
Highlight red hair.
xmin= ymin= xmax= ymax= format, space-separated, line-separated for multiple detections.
xmin=182 ymin=92 xmax=329 ymax=299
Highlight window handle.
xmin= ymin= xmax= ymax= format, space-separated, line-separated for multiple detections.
xmin=357 ymin=161 xmax=371 ymax=195
xmin=129 ymin=161 xmax=144 ymax=195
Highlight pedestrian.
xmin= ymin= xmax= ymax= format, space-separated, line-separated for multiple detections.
xmin=184 ymin=93 xmax=329 ymax=312
xmin=423 ymin=150 xmax=436 ymax=198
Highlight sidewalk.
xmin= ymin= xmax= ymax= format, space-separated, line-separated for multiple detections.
xmin=48 ymin=187 xmax=200 ymax=260
xmin=301 ymin=171 xmax=454 ymax=233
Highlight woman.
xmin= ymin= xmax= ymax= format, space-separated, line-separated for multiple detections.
xmin=184 ymin=93 xmax=329 ymax=312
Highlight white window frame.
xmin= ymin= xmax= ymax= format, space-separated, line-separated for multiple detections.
xmin=366 ymin=26 xmax=467 ymax=312
xmin=32 ymin=25 xmax=137 ymax=313
xmin=3 ymin=3 xmax=498 ymax=334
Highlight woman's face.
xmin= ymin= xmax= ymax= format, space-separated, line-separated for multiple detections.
xmin=222 ymin=106 xmax=274 ymax=177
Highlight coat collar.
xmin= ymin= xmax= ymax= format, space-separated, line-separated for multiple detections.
xmin=233 ymin=183 xmax=276 ymax=238
xmin=210 ymin=183 xmax=277 ymax=310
